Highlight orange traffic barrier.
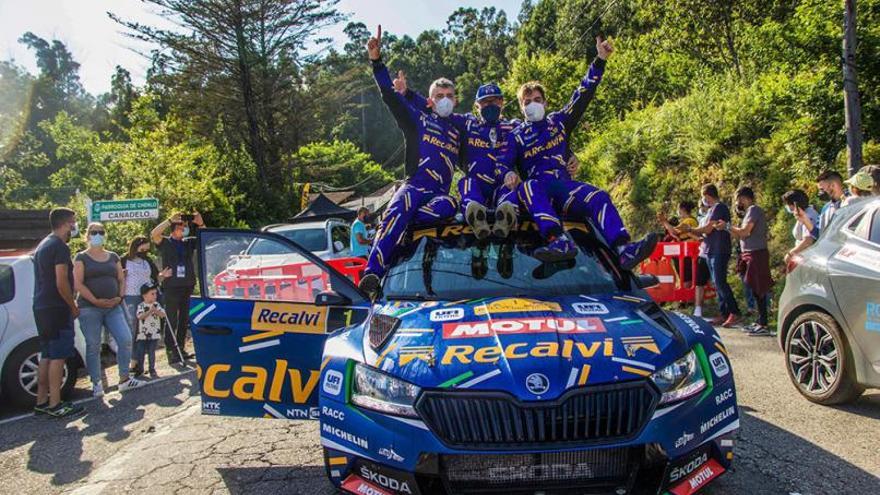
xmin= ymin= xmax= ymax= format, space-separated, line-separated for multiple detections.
xmin=213 ymin=256 xmax=367 ymax=301
xmin=638 ymin=241 xmax=716 ymax=304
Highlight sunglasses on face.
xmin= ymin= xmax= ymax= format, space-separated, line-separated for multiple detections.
xmin=89 ymin=230 xmax=105 ymax=236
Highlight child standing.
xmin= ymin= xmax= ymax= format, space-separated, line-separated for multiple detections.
xmin=134 ymin=284 xmax=165 ymax=378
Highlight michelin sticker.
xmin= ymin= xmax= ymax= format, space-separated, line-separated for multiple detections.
xmin=572 ymin=302 xmax=609 ymax=315
xmin=323 ymin=369 xmax=343 ymax=396
xmin=429 ymin=307 xmax=464 ymax=322
xmin=709 ymin=352 xmax=730 ymax=378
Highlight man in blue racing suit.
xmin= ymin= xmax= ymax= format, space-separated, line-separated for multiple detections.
xmin=360 ymin=26 xmax=460 ymax=296
xmin=398 ymin=76 xmax=520 ymax=239
xmin=503 ymin=36 xmax=658 ymax=269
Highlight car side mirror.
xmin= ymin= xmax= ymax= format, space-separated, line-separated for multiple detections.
xmin=636 ymin=274 xmax=660 ymax=289
xmin=315 ymin=290 xmax=351 ymax=306
xmin=333 ymin=240 xmax=345 ymax=253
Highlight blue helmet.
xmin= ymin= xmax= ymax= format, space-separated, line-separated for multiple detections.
xmin=475 ymin=83 xmax=503 ymax=102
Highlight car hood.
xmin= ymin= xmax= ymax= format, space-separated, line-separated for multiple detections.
xmin=367 ymin=294 xmax=693 ymax=401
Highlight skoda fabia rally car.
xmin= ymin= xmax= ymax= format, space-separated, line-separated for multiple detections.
xmin=191 ymin=220 xmax=739 ymax=495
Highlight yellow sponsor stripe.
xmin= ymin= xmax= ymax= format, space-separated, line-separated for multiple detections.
xmin=375 ymin=343 xmax=398 ymax=367
xmin=621 ymin=366 xmax=652 ymax=377
xmin=578 ymin=364 xmax=591 ymax=385
xmin=714 ymin=342 xmax=728 ymax=357
xmin=320 ymin=356 xmax=331 ymax=371
xmin=328 ymin=457 xmax=348 ymax=466
xmin=242 ymin=330 xmax=284 ymax=343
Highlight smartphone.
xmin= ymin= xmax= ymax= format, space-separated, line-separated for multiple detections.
xmin=181 ymin=214 xmax=195 ymax=222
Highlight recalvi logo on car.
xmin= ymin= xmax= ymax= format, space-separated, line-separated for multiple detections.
xmin=442 ymin=317 xmax=606 ymax=339
xmin=250 ymin=302 xmax=327 ymax=334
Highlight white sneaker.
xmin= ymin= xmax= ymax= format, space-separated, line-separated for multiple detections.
xmin=119 ymin=377 xmax=145 ymax=392
xmin=92 ymin=383 xmax=105 ymax=398
xmin=693 ymin=307 xmax=703 ymax=318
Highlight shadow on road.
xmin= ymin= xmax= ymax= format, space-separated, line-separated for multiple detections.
xmin=217 ymin=465 xmax=330 ymax=495
xmin=831 ymin=391 xmax=880 ymax=420
xmin=709 ymin=407 xmax=880 ymax=493
xmin=0 ymin=371 xmax=198 ymax=487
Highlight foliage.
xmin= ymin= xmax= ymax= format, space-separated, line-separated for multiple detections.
xmin=289 ymin=140 xmax=393 ymax=196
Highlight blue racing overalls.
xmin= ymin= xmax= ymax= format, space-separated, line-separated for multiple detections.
xmin=503 ymin=57 xmax=630 ymax=247
xmin=366 ymin=59 xmax=460 ymax=278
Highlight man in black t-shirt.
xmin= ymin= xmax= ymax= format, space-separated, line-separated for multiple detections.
xmin=151 ymin=212 xmax=205 ymax=364
xmin=32 ymin=208 xmax=84 ymax=417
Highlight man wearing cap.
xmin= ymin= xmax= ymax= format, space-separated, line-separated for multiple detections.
xmin=398 ymin=77 xmax=520 ymax=239
xmin=842 ymin=169 xmax=876 ymax=206
xmin=501 ymin=36 xmax=658 ymax=267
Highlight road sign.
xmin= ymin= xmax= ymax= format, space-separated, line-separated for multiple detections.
xmin=91 ymin=198 xmax=159 ymax=222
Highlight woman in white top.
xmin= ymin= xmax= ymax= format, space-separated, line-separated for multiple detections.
xmin=122 ymin=237 xmax=170 ymax=371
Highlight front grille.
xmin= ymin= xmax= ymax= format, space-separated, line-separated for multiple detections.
xmin=416 ymin=381 xmax=657 ymax=449
xmin=441 ymin=447 xmax=640 ymax=494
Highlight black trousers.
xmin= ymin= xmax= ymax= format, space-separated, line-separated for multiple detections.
xmin=163 ymin=286 xmax=193 ymax=362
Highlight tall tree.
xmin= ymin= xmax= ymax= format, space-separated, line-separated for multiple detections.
xmin=111 ymin=0 xmax=345 ymax=216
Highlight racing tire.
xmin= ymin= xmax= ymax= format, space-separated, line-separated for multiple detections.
xmin=1 ymin=339 xmax=77 ymax=408
xmin=784 ymin=311 xmax=864 ymax=405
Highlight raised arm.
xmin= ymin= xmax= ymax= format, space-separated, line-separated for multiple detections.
xmin=368 ymin=26 xmax=418 ymax=133
xmin=556 ymin=36 xmax=612 ymax=135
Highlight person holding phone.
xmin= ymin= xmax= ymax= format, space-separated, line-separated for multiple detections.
xmin=150 ymin=211 xmax=205 ymax=365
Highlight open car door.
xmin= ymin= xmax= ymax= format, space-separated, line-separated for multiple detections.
xmin=191 ymin=229 xmax=370 ymax=420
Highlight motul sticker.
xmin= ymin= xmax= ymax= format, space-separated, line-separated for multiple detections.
xmin=442 ymin=317 xmax=606 ymax=339
xmin=341 ymin=474 xmax=393 ymax=495
xmin=669 ymin=459 xmax=724 ymax=495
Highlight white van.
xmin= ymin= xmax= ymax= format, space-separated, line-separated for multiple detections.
xmin=0 ymin=252 xmax=86 ymax=407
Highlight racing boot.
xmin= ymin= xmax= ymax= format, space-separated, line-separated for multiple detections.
xmin=618 ymin=232 xmax=660 ymax=271
xmin=358 ymin=273 xmax=381 ymax=300
xmin=492 ymin=201 xmax=518 ymax=238
xmin=465 ymin=202 xmax=491 ymax=240
xmin=534 ymin=233 xmax=578 ymax=263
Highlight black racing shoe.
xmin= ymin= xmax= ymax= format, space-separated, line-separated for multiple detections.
xmin=471 ymin=248 xmax=488 ymax=280
xmin=358 ymin=273 xmax=381 ymax=300
xmin=618 ymin=233 xmax=659 ymax=271
xmin=497 ymin=243 xmax=514 ymax=279
xmin=34 ymin=402 xmax=50 ymax=415
xmin=532 ymin=259 xmax=577 ymax=280
xmin=492 ymin=202 xmax=518 ymax=238
xmin=465 ymin=202 xmax=491 ymax=240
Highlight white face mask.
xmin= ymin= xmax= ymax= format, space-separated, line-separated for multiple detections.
xmin=523 ymin=101 xmax=546 ymax=122
xmin=69 ymin=222 xmax=80 ymax=238
xmin=433 ymin=97 xmax=454 ymax=117
xmin=88 ymin=234 xmax=105 ymax=247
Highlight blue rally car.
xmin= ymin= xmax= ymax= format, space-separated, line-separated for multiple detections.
xmin=191 ymin=220 xmax=739 ymax=495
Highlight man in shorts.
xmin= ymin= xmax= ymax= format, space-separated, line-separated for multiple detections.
xmin=33 ymin=208 xmax=84 ymax=417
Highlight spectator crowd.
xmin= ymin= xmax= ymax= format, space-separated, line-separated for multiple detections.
xmin=32 ymin=209 xmax=205 ymax=418
xmin=658 ymin=165 xmax=879 ymax=336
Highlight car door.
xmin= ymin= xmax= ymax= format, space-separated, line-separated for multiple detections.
xmin=827 ymin=204 xmax=880 ymax=365
xmin=191 ymin=229 xmax=370 ymax=420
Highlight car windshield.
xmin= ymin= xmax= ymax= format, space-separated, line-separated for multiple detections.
xmin=250 ymin=227 xmax=327 ymax=254
xmin=383 ymin=225 xmax=623 ymax=300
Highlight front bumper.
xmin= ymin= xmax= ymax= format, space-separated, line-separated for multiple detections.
xmin=319 ymin=359 xmax=739 ymax=495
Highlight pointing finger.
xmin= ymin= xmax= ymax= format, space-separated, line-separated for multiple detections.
xmin=377 ymin=25 xmax=382 ymax=42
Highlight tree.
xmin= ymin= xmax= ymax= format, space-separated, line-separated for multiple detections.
xmin=111 ymin=0 xmax=345 ymax=218
xmin=289 ymin=140 xmax=393 ymax=196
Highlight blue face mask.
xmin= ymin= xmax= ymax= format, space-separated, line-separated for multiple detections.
xmin=182 ymin=227 xmax=190 ymax=237
xmin=89 ymin=234 xmax=105 ymax=247
xmin=480 ymin=104 xmax=502 ymax=124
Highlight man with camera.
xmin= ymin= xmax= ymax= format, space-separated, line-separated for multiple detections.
xmin=150 ymin=212 xmax=205 ymax=365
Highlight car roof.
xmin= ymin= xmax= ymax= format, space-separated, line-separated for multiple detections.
xmin=261 ymin=219 xmax=342 ymax=232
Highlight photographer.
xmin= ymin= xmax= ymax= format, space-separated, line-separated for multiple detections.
xmin=150 ymin=212 xmax=204 ymax=365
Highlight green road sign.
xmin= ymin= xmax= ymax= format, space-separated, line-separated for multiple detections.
xmin=91 ymin=198 xmax=159 ymax=222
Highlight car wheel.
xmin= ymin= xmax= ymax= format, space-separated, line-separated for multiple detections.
xmin=1 ymin=339 xmax=77 ymax=408
xmin=784 ymin=311 xmax=864 ymax=405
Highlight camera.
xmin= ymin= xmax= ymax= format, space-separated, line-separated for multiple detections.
xmin=181 ymin=214 xmax=195 ymax=222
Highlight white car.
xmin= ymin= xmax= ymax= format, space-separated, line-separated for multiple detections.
xmin=0 ymin=253 xmax=86 ymax=407
xmin=259 ymin=219 xmax=352 ymax=260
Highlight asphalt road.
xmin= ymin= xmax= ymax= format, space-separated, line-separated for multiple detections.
xmin=0 ymin=326 xmax=878 ymax=495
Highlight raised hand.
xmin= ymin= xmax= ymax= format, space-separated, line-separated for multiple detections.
xmin=566 ymin=155 xmax=580 ymax=176
xmin=393 ymin=70 xmax=408 ymax=94
xmin=597 ymin=36 xmax=614 ymax=60
xmin=366 ymin=25 xmax=382 ymax=61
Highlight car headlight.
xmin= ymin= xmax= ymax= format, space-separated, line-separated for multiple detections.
xmin=651 ymin=350 xmax=706 ymax=406
xmin=351 ymin=363 xmax=421 ymax=417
